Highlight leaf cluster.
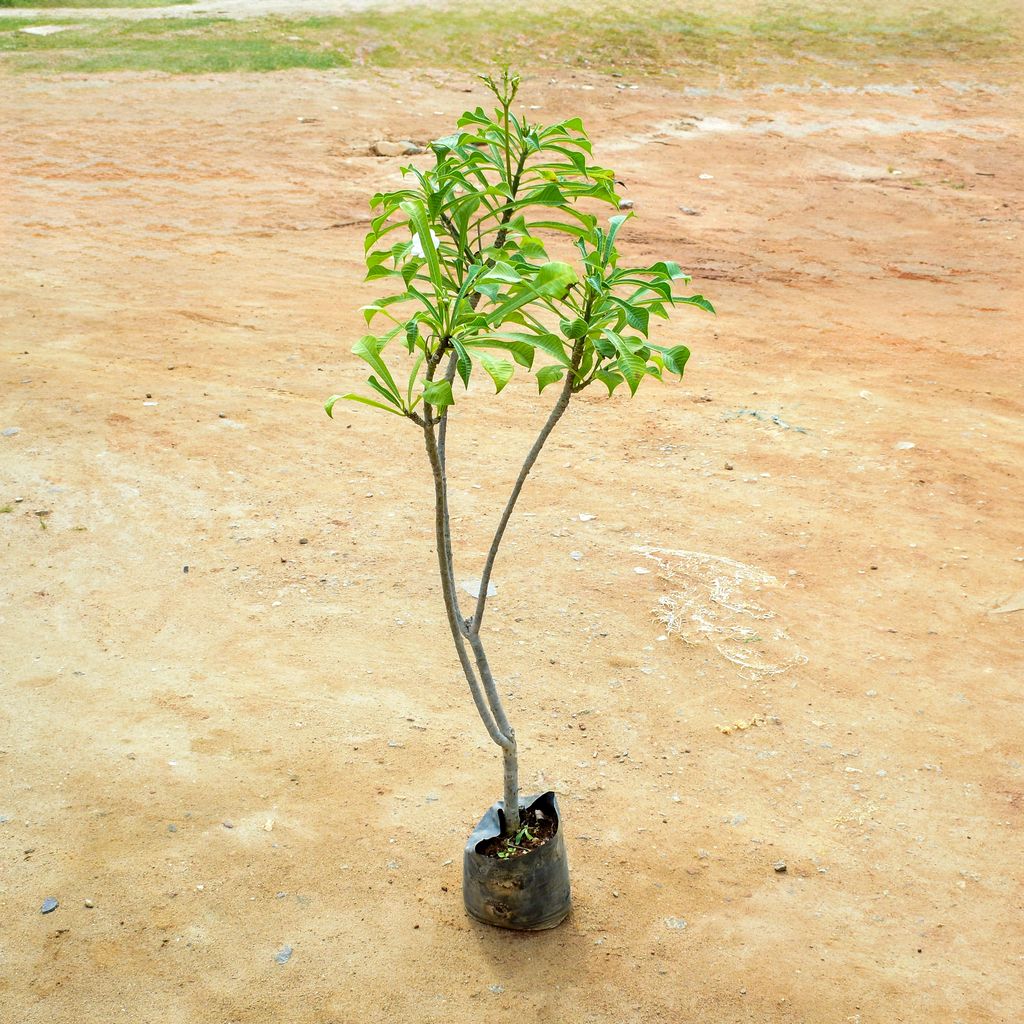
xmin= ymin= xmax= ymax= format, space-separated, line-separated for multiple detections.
xmin=326 ymin=69 xmax=713 ymax=422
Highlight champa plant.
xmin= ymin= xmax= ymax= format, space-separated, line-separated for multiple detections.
xmin=326 ymin=70 xmax=712 ymax=840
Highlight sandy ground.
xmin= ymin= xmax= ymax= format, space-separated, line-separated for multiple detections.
xmin=1 ymin=60 xmax=1022 ymax=1024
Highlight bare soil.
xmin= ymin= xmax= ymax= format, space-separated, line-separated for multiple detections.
xmin=1 ymin=62 xmax=1022 ymax=1023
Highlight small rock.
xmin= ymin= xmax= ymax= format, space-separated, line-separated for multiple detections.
xmin=460 ymin=578 xmax=496 ymax=599
xmin=724 ymin=462 xmax=733 ymax=471
xmin=618 ymin=198 xmax=634 ymax=210
xmin=264 ymin=820 xmax=274 ymax=832
xmin=2 ymin=427 xmax=20 ymax=437
xmin=664 ymin=917 xmax=687 ymax=930
xmin=20 ymin=24 xmax=76 ymax=36
xmin=218 ymin=412 xmax=227 ymax=419
xmin=223 ymin=820 xmax=233 ymax=829
xmin=488 ymin=984 xmax=505 ymax=994
xmin=40 ymin=897 xmax=59 ymax=914
xmin=570 ymin=551 xmax=583 ymax=561
xmin=773 ymin=860 xmax=787 ymax=873
xmin=579 ymin=513 xmax=597 ymax=521
xmin=274 ymin=945 xmax=293 ymax=964
xmin=167 ymin=824 xmax=177 ymax=833
xmin=299 ymin=538 xmax=309 ymax=545
xmin=894 ymin=441 xmax=916 ymax=450
xmin=84 ymin=898 xmax=95 ymax=908
xmin=633 ymin=566 xmax=650 ymax=574
xmin=372 ymin=140 xmax=423 ymax=157
xmin=183 ymin=565 xmax=189 ymax=574
xmin=698 ymin=173 xmax=714 ymax=180
xmin=679 ymin=206 xmax=701 ymax=216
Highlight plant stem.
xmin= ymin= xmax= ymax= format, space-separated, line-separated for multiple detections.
xmin=421 ymin=394 xmax=509 ymax=751
xmin=471 ymin=337 xmax=586 ymax=635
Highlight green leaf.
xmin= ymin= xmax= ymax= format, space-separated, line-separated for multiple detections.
xmin=536 ymin=365 xmax=565 ymax=392
xmin=461 ymin=337 xmax=535 ymax=368
xmin=450 ymin=337 xmax=473 ymax=389
xmin=603 ymin=213 xmax=630 ymax=260
xmin=527 ymin=182 xmax=567 ymax=205
xmin=663 ymin=345 xmax=691 ymax=377
xmin=594 ymin=370 xmax=625 ymax=395
xmin=673 ymin=293 xmax=716 ymax=314
xmin=530 ymin=261 xmax=577 ymax=297
xmin=327 ymin=393 xmax=405 ymax=418
xmin=367 ymin=375 xmax=406 ymax=409
xmin=617 ymin=351 xmax=646 ymax=395
xmin=491 ymin=331 xmax=571 ymax=366
xmin=422 ymin=378 xmax=454 ymax=414
xmin=648 ymin=260 xmax=689 ymax=281
xmin=477 ymin=353 xmax=515 ymax=394
xmin=485 ymin=262 xmax=577 ymax=323
xmin=400 ymin=199 xmax=444 ymax=292
xmin=560 ymin=317 xmax=589 ymax=339
xmin=610 ymin=298 xmax=649 ymax=336
xmin=353 ymin=335 xmax=403 ymax=405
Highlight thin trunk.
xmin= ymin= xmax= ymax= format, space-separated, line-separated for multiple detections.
xmin=422 ymin=417 xmax=509 ymax=751
xmin=470 ymin=339 xmax=584 ymax=634
xmin=503 ymin=740 xmax=520 ymax=834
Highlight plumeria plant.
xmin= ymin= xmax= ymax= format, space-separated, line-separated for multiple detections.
xmin=327 ymin=70 xmax=712 ymax=837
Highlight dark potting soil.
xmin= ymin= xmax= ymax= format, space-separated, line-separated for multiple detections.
xmin=476 ymin=804 xmax=558 ymax=859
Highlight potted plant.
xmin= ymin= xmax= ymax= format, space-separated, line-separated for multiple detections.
xmin=326 ymin=70 xmax=713 ymax=930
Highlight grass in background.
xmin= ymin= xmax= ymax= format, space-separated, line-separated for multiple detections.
xmin=0 ymin=0 xmax=191 ymax=8
xmin=0 ymin=0 xmax=1019 ymax=77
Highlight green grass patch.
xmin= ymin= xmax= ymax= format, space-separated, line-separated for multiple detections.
xmin=0 ymin=0 xmax=191 ymax=7
xmin=0 ymin=1 xmax=1019 ymax=77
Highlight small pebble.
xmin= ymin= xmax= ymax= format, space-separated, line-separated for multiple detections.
xmin=618 ymin=198 xmax=634 ymax=210
xmin=773 ymin=860 xmax=787 ymax=873
xmin=724 ymin=462 xmax=734 ymax=470
xmin=223 ymin=820 xmax=233 ymax=829
xmin=299 ymin=538 xmax=308 ymax=545
xmin=84 ymin=899 xmax=95 ymax=908
xmin=274 ymin=945 xmax=293 ymax=964
xmin=40 ymin=897 xmax=59 ymax=914
xmin=2 ymin=427 xmax=20 ymax=437
xmin=167 ymin=824 xmax=177 ymax=833
xmin=679 ymin=206 xmax=701 ymax=216
xmin=665 ymin=917 xmax=687 ymax=930
xmin=183 ymin=565 xmax=189 ymax=574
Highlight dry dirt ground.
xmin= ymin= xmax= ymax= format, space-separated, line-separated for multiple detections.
xmin=1 ymin=59 xmax=1022 ymax=1024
